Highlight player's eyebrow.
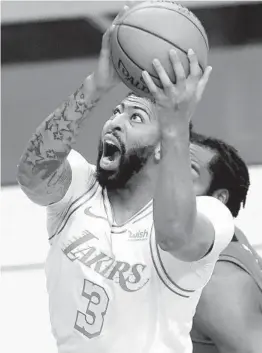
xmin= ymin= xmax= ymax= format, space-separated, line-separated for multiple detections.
xmin=121 ymin=102 xmax=151 ymax=120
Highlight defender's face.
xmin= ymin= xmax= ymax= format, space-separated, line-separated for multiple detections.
xmin=96 ymin=95 xmax=160 ymax=189
xmin=190 ymin=143 xmax=216 ymax=196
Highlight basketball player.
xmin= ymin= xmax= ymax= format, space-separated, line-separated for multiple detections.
xmin=189 ymin=134 xmax=262 ymax=353
xmin=192 ymin=227 xmax=262 ymax=353
xmin=16 ymin=7 xmax=234 ymax=353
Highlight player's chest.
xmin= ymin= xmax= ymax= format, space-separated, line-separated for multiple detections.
xmin=110 ymin=220 xmax=153 ymax=263
xmin=60 ymin=194 xmax=111 ymax=243
xmin=59 ymin=195 xmax=154 ymax=264
xmin=58 ymin=197 xmax=154 ymax=292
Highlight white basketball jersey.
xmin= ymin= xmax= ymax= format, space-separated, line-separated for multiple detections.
xmin=45 ymin=150 xmax=234 ymax=353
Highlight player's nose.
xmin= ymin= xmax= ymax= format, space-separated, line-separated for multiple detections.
xmin=109 ymin=112 xmax=127 ymax=132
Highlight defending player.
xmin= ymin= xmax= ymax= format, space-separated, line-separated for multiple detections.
xmin=192 ymin=228 xmax=262 ymax=353
xmin=17 ymin=7 xmax=234 ymax=353
xmin=189 ymin=135 xmax=262 ymax=353
xmin=188 ymin=133 xmax=262 ymax=353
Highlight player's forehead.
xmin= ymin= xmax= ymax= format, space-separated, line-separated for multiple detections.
xmin=190 ymin=143 xmax=216 ymax=167
xmin=121 ymin=95 xmax=157 ymax=119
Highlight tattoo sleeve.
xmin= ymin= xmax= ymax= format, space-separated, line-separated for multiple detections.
xmin=17 ymin=75 xmax=101 ymax=189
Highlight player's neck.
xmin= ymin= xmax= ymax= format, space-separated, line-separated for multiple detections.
xmin=107 ymin=168 xmax=156 ymax=225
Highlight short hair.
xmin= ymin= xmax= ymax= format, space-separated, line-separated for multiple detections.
xmin=190 ymin=132 xmax=250 ymax=217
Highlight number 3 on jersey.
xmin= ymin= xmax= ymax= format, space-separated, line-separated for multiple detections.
xmin=75 ymin=279 xmax=109 ymax=338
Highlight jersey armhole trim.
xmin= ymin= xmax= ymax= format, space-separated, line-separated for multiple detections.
xmin=48 ymin=179 xmax=98 ymax=242
xmin=218 ymin=255 xmax=252 ymax=276
xmin=218 ymin=255 xmax=262 ymax=293
xmin=150 ymin=225 xmax=195 ymax=298
xmin=191 ymin=337 xmax=214 ymax=345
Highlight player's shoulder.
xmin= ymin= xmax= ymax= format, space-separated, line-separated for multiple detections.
xmin=67 ymin=149 xmax=97 ymax=186
xmin=195 ymin=259 xmax=262 ymax=353
xmin=212 ymin=259 xmax=251 ymax=278
xmin=46 ymin=150 xmax=98 ymax=241
xmin=195 ymin=261 xmax=261 ymax=348
xmin=202 ymin=260 xmax=261 ymax=305
xmin=67 ymin=149 xmax=96 ymax=173
xmin=47 ymin=149 xmax=97 ymax=213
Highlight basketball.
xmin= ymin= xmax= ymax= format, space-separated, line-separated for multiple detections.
xmin=110 ymin=1 xmax=209 ymax=97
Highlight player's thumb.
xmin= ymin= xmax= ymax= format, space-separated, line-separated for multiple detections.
xmin=113 ymin=5 xmax=129 ymax=25
xmin=100 ymin=27 xmax=112 ymax=55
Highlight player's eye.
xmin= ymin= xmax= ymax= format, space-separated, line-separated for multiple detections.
xmin=113 ymin=107 xmax=121 ymax=115
xmin=130 ymin=114 xmax=143 ymax=123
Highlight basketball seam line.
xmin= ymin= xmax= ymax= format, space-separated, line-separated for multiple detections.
xmin=118 ymin=24 xmax=204 ymax=73
xmin=115 ymin=29 xmax=161 ymax=82
xmin=121 ymin=4 xmax=209 ymax=50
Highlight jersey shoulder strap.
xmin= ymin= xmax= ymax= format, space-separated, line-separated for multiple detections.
xmin=219 ymin=231 xmax=262 ymax=292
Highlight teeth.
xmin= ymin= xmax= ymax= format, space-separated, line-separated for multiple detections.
xmin=105 ymin=141 xmax=116 ymax=146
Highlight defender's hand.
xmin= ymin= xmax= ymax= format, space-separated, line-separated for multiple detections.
xmin=142 ymin=49 xmax=212 ymax=131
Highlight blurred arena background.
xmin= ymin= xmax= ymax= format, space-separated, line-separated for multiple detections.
xmin=1 ymin=1 xmax=262 ymax=352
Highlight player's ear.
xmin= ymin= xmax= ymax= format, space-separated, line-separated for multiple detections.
xmin=154 ymin=142 xmax=161 ymax=162
xmin=212 ymin=189 xmax=229 ymax=205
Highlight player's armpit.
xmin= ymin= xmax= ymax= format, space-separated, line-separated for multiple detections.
xmin=19 ymin=159 xmax=72 ymax=206
xmin=161 ymin=212 xmax=216 ymax=262
xmin=195 ymin=197 xmax=234 ymax=258
xmin=193 ymin=262 xmax=262 ymax=353
xmin=181 ymin=196 xmax=234 ymax=261
xmin=158 ymin=196 xmax=234 ymax=262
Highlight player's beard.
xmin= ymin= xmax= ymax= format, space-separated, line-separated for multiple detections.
xmin=96 ymin=139 xmax=155 ymax=190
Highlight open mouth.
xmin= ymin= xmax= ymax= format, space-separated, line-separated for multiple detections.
xmin=104 ymin=141 xmax=121 ymax=160
xmin=100 ymin=140 xmax=122 ymax=170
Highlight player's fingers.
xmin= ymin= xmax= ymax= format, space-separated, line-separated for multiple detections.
xmin=102 ymin=4 xmax=130 ymax=53
xmin=188 ymin=49 xmax=202 ymax=80
xmin=196 ymin=66 xmax=212 ymax=102
xmin=169 ymin=49 xmax=186 ymax=92
xmin=113 ymin=5 xmax=129 ymax=25
xmin=152 ymin=59 xmax=173 ymax=93
xmin=100 ymin=27 xmax=112 ymax=53
xmin=142 ymin=70 xmax=161 ymax=98
xmin=125 ymin=0 xmax=136 ymax=8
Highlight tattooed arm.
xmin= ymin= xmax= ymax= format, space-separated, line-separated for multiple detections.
xmin=17 ymin=6 xmax=129 ymax=206
xmin=17 ymin=75 xmax=101 ymax=206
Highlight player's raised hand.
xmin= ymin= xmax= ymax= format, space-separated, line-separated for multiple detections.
xmin=125 ymin=0 xmax=137 ymax=9
xmin=142 ymin=49 xmax=212 ymax=131
xmin=93 ymin=5 xmax=130 ymax=93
